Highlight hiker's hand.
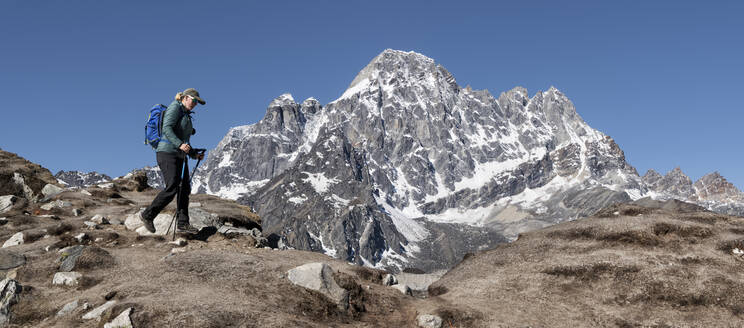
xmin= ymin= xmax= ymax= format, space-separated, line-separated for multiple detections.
xmin=179 ymin=143 xmax=191 ymax=153
xmin=196 ymin=153 xmax=204 ymax=160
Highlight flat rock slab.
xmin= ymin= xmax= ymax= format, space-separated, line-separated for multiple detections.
xmin=2 ymin=232 xmax=24 ymax=248
xmin=56 ymin=299 xmax=79 ymax=317
xmin=287 ymin=262 xmax=349 ymax=309
xmin=59 ymin=245 xmax=85 ymax=272
xmin=0 ymin=250 xmax=25 ymax=271
xmin=104 ymin=307 xmax=133 ymax=328
xmin=82 ymin=300 xmax=116 ymax=321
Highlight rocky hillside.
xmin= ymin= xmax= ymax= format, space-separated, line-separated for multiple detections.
xmin=3 ymin=150 xmax=744 ymax=327
xmin=0 ymin=151 xmax=454 ymax=327
xmin=428 ymin=198 xmax=744 ymax=327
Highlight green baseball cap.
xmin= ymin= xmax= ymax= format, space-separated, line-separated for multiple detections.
xmin=183 ymin=88 xmax=206 ymax=105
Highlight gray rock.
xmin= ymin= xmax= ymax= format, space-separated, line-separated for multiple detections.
xmin=0 ymin=218 xmax=5 ymax=225
xmin=72 ymin=208 xmax=82 ymax=217
xmin=40 ymin=200 xmax=72 ymax=211
xmin=126 ymin=210 xmax=173 ymax=236
xmin=382 ymin=273 xmax=397 ymax=286
xmin=417 ymin=314 xmax=443 ymax=328
xmin=59 ymin=245 xmax=85 ymax=272
xmin=90 ymin=215 xmax=108 ymax=225
xmin=74 ymin=233 xmax=88 ymax=243
xmin=82 ymin=300 xmax=116 ymax=321
xmin=0 ymin=196 xmax=22 ymax=214
xmin=104 ymin=307 xmax=133 ymax=328
xmin=0 ymin=250 xmax=25 ymax=272
xmin=56 ymin=299 xmax=79 ymax=317
xmin=0 ymin=278 xmax=22 ymax=326
xmin=52 ymin=272 xmax=82 ymax=286
xmin=42 ymin=184 xmax=65 ymax=199
xmin=169 ymin=238 xmax=187 ymax=247
xmin=81 ymin=190 xmax=92 ymax=196
xmin=287 ymin=263 xmax=349 ymax=309
xmin=84 ymin=222 xmax=98 ymax=229
xmin=391 ymin=284 xmax=412 ymax=296
xmin=1 ymin=233 xmax=24 ymax=249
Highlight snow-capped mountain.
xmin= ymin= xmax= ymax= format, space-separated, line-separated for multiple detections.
xmin=191 ymin=49 xmax=660 ymax=271
xmin=643 ymin=168 xmax=744 ymax=216
xmin=55 ymin=170 xmax=112 ymax=188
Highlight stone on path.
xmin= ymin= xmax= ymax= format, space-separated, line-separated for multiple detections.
xmin=2 ymin=233 xmax=24 ymax=249
xmin=59 ymin=245 xmax=85 ymax=272
xmin=104 ymin=307 xmax=133 ymax=328
xmin=287 ymin=263 xmax=349 ymax=310
xmin=417 ymin=314 xmax=443 ymax=328
xmin=125 ymin=210 xmax=173 ymax=236
xmin=391 ymin=284 xmax=413 ymax=296
xmin=56 ymin=299 xmax=79 ymax=317
xmin=90 ymin=214 xmax=108 ymax=225
xmin=52 ymin=272 xmax=82 ymax=286
xmin=82 ymin=300 xmax=116 ymax=321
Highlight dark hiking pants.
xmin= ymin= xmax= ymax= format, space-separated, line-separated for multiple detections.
xmin=142 ymin=151 xmax=190 ymax=225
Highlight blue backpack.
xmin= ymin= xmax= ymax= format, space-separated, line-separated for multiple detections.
xmin=144 ymin=104 xmax=168 ymax=149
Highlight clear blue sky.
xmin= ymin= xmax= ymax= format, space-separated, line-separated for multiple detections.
xmin=2 ymin=1 xmax=743 ymax=188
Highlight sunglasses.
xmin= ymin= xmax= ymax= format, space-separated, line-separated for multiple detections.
xmin=187 ymin=95 xmax=198 ymax=105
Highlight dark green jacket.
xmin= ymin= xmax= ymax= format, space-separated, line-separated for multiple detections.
xmin=157 ymin=100 xmax=194 ymax=153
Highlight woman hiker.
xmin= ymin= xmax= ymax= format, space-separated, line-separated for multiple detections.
xmin=139 ymin=88 xmax=206 ymax=234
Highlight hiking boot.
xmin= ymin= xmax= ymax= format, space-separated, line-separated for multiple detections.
xmin=176 ymin=223 xmax=199 ymax=234
xmin=139 ymin=212 xmax=156 ymax=233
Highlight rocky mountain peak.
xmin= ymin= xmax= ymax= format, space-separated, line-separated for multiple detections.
xmin=340 ymin=49 xmax=459 ymax=101
xmin=269 ymin=93 xmax=296 ymax=108
xmin=693 ymin=171 xmax=744 ymax=202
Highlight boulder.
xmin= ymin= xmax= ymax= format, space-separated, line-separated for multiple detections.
xmin=0 ymin=278 xmax=22 ymax=326
xmin=104 ymin=307 xmax=133 ymax=328
xmin=417 ymin=314 xmax=443 ymax=328
xmin=383 ymin=273 xmax=397 ymax=286
xmin=0 ymin=196 xmax=23 ymax=214
xmin=287 ymin=263 xmax=349 ymax=310
xmin=1 ymin=233 xmax=24 ymax=249
xmin=90 ymin=215 xmax=108 ymax=225
xmin=391 ymin=284 xmax=412 ymax=296
xmin=56 ymin=299 xmax=79 ymax=317
xmin=59 ymin=245 xmax=85 ymax=272
xmin=42 ymin=184 xmax=65 ymax=199
xmin=82 ymin=300 xmax=116 ymax=321
xmin=126 ymin=210 xmax=173 ymax=236
xmin=189 ymin=207 xmax=221 ymax=229
xmin=52 ymin=272 xmax=82 ymax=286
